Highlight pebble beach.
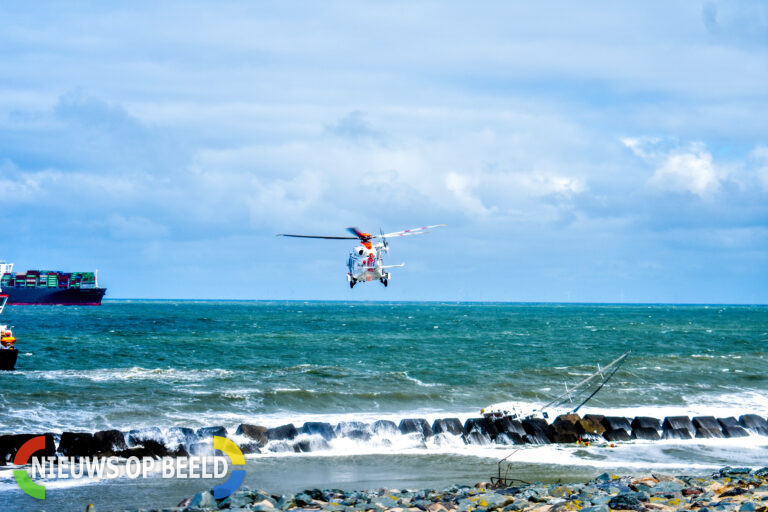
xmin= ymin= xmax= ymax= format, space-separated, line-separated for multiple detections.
xmin=156 ymin=466 xmax=768 ymax=512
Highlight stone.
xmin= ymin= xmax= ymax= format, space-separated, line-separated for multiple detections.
xmin=59 ymin=432 xmax=99 ymax=457
xmin=187 ymin=490 xmax=216 ymax=509
xmin=464 ymin=418 xmax=499 ymax=440
xmin=302 ymin=422 xmax=337 ymax=440
xmin=267 ymin=424 xmax=298 ymax=441
xmin=632 ymin=427 xmax=661 ymax=441
xmin=372 ymin=420 xmax=398 ymax=435
xmin=603 ymin=429 xmax=632 ymax=442
xmin=717 ymin=417 xmax=740 ymax=429
xmin=0 ymin=433 xmax=56 ymax=465
xmin=692 ymin=416 xmax=721 ymax=431
xmin=601 ymin=416 xmax=632 ymax=433
xmin=631 ymin=417 xmax=661 ymax=431
xmin=399 ymin=419 xmax=434 ymax=439
xmin=236 ymin=424 xmax=269 ymax=446
xmin=126 ymin=427 xmax=163 ymax=446
xmin=196 ymin=426 xmax=227 ymax=438
xmin=579 ymin=416 xmax=606 ymax=435
xmin=432 ymin=418 xmax=465 ymax=437
xmin=662 ymin=416 xmax=694 ymax=435
xmin=521 ymin=418 xmax=551 ymax=443
xmin=662 ymin=428 xmax=692 ymax=440
xmin=722 ymin=426 xmax=749 ymax=438
xmin=336 ymin=422 xmax=372 ymax=441
xmin=608 ymin=494 xmax=644 ymax=510
xmin=739 ymin=415 xmax=768 ymax=436
xmin=696 ymin=427 xmax=725 ymax=439
xmin=93 ymin=430 xmax=128 ymax=454
xmin=465 ymin=431 xmax=491 ymax=445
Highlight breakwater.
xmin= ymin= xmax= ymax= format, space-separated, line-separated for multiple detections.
xmin=3 ymin=412 xmax=767 ymax=464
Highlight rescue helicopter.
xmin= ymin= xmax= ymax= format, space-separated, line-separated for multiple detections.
xmin=277 ymin=225 xmax=444 ymax=288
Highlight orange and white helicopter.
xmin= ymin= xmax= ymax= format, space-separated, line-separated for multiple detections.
xmin=278 ymin=225 xmax=444 ymax=288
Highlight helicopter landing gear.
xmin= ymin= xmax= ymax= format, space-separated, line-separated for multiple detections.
xmin=380 ymin=273 xmax=390 ymax=287
xmin=349 ymin=279 xmax=356 ymax=289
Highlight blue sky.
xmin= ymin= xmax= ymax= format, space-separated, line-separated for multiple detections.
xmin=1 ymin=1 xmax=767 ymax=302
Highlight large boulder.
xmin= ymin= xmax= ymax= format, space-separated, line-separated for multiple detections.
xmin=235 ymin=424 xmax=268 ymax=446
xmin=662 ymin=416 xmax=693 ymax=436
xmin=464 ymin=418 xmax=499 ymax=440
xmin=196 ymin=426 xmax=227 ymax=439
xmin=398 ymin=418 xmax=433 ymax=439
xmin=695 ymin=427 xmax=724 ymax=439
xmin=522 ymin=418 xmax=551 ymax=444
xmin=301 ymin=422 xmax=336 ymax=440
xmin=603 ymin=429 xmax=632 ymax=442
xmin=550 ymin=414 xmax=583 ymax=443
xmin=739 ymin=415 xmax=768 ymax=435
xmin=692 ymin=416 xmax=720 ymax=430
xmin=465 ymin=431 xmax=491 ymax=445
xmin=631 ymin=417 xmax=661 ymax=431
xmin=371 ymin=420 xmax=398 ymax=435
xmin=601 ymin=416 xmax=632 ymax=433
xmin=335 ymin=421 xmax=371 ymax=441
xmin=631 ymin=427 xmax=660 ymax=440
xmin=661 ymin=428 xmax=692 ymax=440
xmin=722 ymin=425 xmax=749 ymax=438
xmin=0 ymin=434 xmax=56 ymax=465
xmin=579 ymin=416 xmax=606 ymax=435
xmin=126 ymin=427 xmax=163 ymax=446
xmin=432 ymin=418 xmax=464 ymax=437
xmin=165 ymin=427 xmax=197 ymax=448
xmin=93 ymin=430 xmax=128 ymax=454
xmin=266 ymin=424 xmax=298 ymax=441
xmin=59 ymin=432 xmax=100 ymax=457
xmin=718 ymin=417 xmax=740 ymax=429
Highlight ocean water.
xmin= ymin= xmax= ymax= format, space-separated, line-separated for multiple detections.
xmin=1 ymin=301 xmax=767 ymax=511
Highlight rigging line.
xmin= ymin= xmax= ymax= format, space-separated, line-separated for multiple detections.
xmin=571 ymin=354 xmax=630 ymax=414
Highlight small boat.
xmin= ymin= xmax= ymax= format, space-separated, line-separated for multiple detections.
xmin=0 ymin=294 xmax=18 ymax=371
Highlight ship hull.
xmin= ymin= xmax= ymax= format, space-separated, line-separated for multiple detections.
xmin=3 ymin=287 xmax=106 ymax=305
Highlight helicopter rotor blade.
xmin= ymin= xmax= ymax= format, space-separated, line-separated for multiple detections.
xmin=277 ymin=234 xmax=359 ymax=240
xmin=378 ymin=224 xmax=445 ymax=238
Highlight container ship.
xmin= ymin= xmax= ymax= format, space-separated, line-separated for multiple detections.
xmin=0 ymin=261 xmax=106 ymax=305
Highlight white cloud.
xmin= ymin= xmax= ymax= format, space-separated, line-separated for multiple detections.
xmin=649 ymin=144 xmax=723 ymax=197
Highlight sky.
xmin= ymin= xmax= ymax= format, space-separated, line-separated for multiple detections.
xmin=1 ymin=1 xmax=767 ymax=303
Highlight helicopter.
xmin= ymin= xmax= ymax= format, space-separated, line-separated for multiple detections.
xmin=277 ymin=225 xmax=444 ymax=288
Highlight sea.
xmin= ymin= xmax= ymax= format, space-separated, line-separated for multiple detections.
xmin=1 ymin=301 xmax=767 ymax=511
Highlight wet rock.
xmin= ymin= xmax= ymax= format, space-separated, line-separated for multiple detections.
xmin=631 ymin=427 xmax=661 ymax=440
xmin=239 ymin=442 xmax=261 ymax=454
xmin=126 ymin=427 xmax=163 ymax=446
xmin=603 ymin=429 xmax=632 ymax=442
xmin=718 ymin=417 xmax=740 ymax=429
xmin=399 ymin=418 xmax=434 ymax=439
xmin=267 ymin=424 xmax=298 ymax=441
xmin=662 ymin=427 xmax=692 ymax=440
xmin=609 ymin=493 xmax=646 ymax=510
xmin=493 ymin=417 xmax=526 ymax=439
xmin=465 ymin=431 xmax=491 ymax=445
xmin=293 ymin=440 xmax=312 ymax=452
xmin=0 ymin=433 xmax=56 ymax=465
xmin=165 ymin=426 xmax=197 ymax=448
xmin=187 ymin=490 xmax=216 ymax=509
xmin=521 ymin=418 xmax=551 ymax=443
xmin=464 ymin=418 xmax=499 ymax=440
xmin=92 ymin=430 xmax=128 ymax=455
xmin=336 ymin=421 xmax=372 ymax=441
xmin=432 ymin=418 xmax=465 ymax=437
xmin=506 ymin=420 xmax=528 ymax=438
xmin=718 ymin=467 xmax=752 ymax=477
xmin=722 ymin=425 xmax=749 ymax=438
xmin=579 ymin=416 xmax=606 ymax=435
xmin=236 ymin=424 xmax=269 ymax=446
xmin=601 ymin=416 xmax=632 ymax=433
xmin=301 ymin=422 xmax=337 ymax=440
xmin=693 ymin=416 xmax=721 ymax=431
xmin=631 ymin=417 xmax=661 ymax=431
xmin=372 ymin=420 xmax=398 ymax=435
xmin=59 ymin=432 xmax=99 ymax=457
xmin=696 ymin=427 xmax=725 ymax=439
xmin=739 ymin=415 xmax=768 ymax=436
xmin=663 ymin=416 xmax=694 ymax=436
xmin=196 ymin=426 xmax=227 ymax=438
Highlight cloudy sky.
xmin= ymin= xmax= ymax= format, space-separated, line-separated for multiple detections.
xmin=1 ymin=1 xmax=767 ymax=302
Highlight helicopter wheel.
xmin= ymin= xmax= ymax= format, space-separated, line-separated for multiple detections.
xmin=380 ymin=278 xmax=388 ymax=287
xmin=349 ymin=279 xmax=356 ymax=289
